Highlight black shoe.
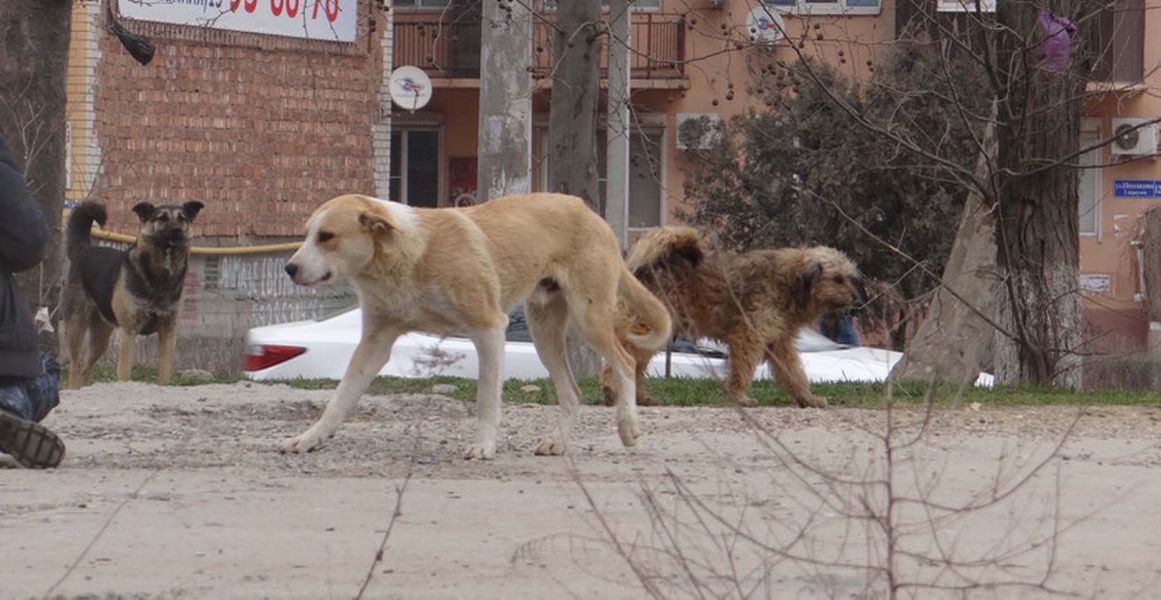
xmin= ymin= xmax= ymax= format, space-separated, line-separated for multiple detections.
xmin=0 ymin=411 xmax=65 ymax=469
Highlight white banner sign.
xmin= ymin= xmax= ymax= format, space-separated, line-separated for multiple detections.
xmin=117 ymin=0 xmax=359 ymax=43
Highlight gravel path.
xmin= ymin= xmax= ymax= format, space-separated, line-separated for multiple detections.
xmin=2 ymin=381 xmax=1159 ymax=598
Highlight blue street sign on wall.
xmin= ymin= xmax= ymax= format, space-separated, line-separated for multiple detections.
xmin=1114 ymin=180 xmax=1161 ymax=198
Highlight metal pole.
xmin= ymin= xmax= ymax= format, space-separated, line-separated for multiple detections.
xmin=605 ymin=0 xmax=631 ymax=250
xmin=477 ymin=0 xmax=533 ymax=200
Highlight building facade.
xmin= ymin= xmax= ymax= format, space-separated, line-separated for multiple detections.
xmin=67 ymin=0 xmax=1160 ymax=375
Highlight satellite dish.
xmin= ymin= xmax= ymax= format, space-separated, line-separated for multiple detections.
xmin=388 ymin=66 xmax=433 ymax=111
xmin=746 ymin=6 xmax=786 ymax=45
xmin=454 ymin=191 xmax=477 ymax=207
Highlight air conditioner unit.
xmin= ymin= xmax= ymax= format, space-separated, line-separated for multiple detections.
xmin=676 ymin=113 xmax=722 ymax=151
xmin=1111 ymin=118 xmax=1159 ymax=156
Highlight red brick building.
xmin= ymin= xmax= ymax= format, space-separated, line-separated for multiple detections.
xmin=66 ymin=0 xmax=387 ymax=371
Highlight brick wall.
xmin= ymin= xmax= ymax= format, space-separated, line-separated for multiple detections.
xmin=61 ymin=2 xmax=393 ymax=375
xmin=91 ymin=2 xmax=382 ymax=238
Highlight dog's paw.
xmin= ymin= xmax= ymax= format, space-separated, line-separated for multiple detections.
xmin=464 ymin=442 xmax=496 ymax=460
xmin=730 ymin=395 xmax=759 ymax=407
xmin=534 ymin=435 xmax=568 ymax=456
xmin=798 ymin=394 xmax=829 ymax=409
xmin=278 ymin=431 xmax=326 ymax=454
xmin=616 ymin=411 xmax=640 ymax=447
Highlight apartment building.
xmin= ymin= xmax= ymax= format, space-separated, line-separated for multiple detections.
xmin=389 ymin=0 xmax=1158 ymax=350
xmin=66 ymin=0 xmax=1158 ymax=370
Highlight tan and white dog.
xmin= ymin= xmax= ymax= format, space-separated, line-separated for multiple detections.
xmin=279 ymin=193 xmax=672 ymax=459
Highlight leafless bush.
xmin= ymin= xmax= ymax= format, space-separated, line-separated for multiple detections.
xmin=552 ymin=394 xmax=1093 ymax=599
xmin=1082 ymin=353 xmax=1157 ymax=391
xmin=1079 ymin=328 xmax=1159 ymax=391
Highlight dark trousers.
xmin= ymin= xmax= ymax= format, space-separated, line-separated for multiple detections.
xmin=0 ymin=352 xmax=60 ymax=422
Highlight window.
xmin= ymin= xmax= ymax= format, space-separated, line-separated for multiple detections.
xmin=533 ymin=126 xmax=665 ymax=229
xmin=762 ymin=0 xmax=880 ymax=16
xmin=391 ymin=0 xmax=452 ymax=9
xmin=390 ymin=129 xmax=441 ymax=208
xmin=937 ymin=0 xmax=996 ymax=12
xmin=543 ymin=0 xmax=661 ymax=10
xmin=401 ymin=0 xmax=663 ymax=12
xmin=627 ymin=131 xmax=663 ymax=228
xmin=597 ymin=129 xmax=664 ymax=229
xmin=1078 ymin=123 xmax=1102 ymax=237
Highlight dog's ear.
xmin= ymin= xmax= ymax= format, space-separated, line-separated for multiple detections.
xmin=796 ymin=261 xmax=822 ymax=306
xmin=358 ymin=209 xmax=395 ymax=235
xmin=132 ymin=202 xmax=157 ymax=223
xmin=181 ymin=201 xmax=205 ymax=222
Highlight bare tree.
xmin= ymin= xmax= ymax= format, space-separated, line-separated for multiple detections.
xmin=682 ymin=0 xmax=1123 ymax=387
xmin=0 ymin=0 xmax=71 ymax=352
xmin=681 ymin=47 xmax=991 ymax=352
xmin=1143 ymin=207 xmax=1161 ymax=388
xmin=991 ymin=0 xmax=1088 ymax=387
xmin=890 ymin=117 xmax=999 ymax=385
xmin=887 ymin=0 xmax=1116 ymax=387
xmin=559 ymin=402 xmax=1090 ymax=599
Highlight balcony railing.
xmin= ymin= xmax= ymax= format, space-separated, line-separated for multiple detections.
xmin=393 ymin=12 xmax=686 ymax=83
xmin=393 ymin=16 xmax=482 ymax=79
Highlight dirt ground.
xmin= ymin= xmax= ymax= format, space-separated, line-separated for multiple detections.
xmin=3 ymin=381 xmax=1161 ymax=599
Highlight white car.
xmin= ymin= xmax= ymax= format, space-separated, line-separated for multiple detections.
xmin=243 ymin=307 xmax=992 ymax=386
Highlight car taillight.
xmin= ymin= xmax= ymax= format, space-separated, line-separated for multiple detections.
xmin=244 ymin=344 xmax=306 ymax=372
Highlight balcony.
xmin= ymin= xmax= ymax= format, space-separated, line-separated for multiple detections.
xmin=392 ymin=12 xmax=686 ymax=87
xmin=1087 ymin=0 xmax=1144 ymax=84
xmin=894 ymin=0 xmax=1144 ymax=85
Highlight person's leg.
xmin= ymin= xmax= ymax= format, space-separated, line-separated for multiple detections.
xmin=836 ymin=315 xmax=861 ymax=347
xmin=26 ymin=352 xmax=61 ymax=422
xmin=0 ymin=353 xmax=65 ymax=468
xmin=819 ymin=314 xmax=840 ymax=342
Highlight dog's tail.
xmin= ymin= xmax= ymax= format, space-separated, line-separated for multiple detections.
xmin=615 ymin=226 xmax=707 ymax=351
xmin=625 ymin=225 xmax=706 ymax=275
xmin=617 ymin=266 xmax=672 ymax=352
xmin=67 ymin=201 xmax=108 ymax=263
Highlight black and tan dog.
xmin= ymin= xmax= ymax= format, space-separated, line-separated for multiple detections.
xmin=62 ymin=200 xmax=203 ymax=389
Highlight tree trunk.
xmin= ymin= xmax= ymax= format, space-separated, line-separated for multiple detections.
xmin=548 ymin=0 xmax=601 ymax=210
xmin=477 ymin=0 xmax=532 ymax=200
xmin=890 ymin=119 xmax=998 ymax=385
xmin=0 ymin=0 xmax=71 ymax=353
xmin=1139 ymin=207 xmax=1161 ymax=388
xmin=993 ymin=0 xmax=1086 ymax=387
xmin=548 ymin=0 xmax=603 ymax=377
xmin=890 ymin=191 xmax=998 ymax=384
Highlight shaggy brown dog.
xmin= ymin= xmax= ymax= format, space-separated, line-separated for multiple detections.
xmin=603 ymin=226 xmax=864 ymax=408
